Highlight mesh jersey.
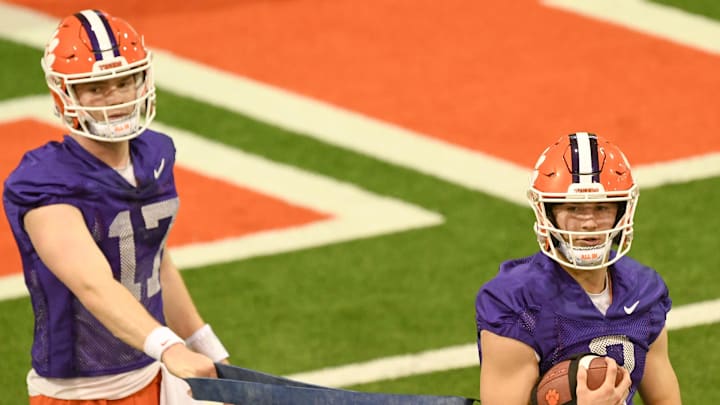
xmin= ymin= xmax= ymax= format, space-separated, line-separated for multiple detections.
xmin=475 ymin=252 xmax=671 ymax=403
xmin=3 ymin=131 xmax=179 ymax=378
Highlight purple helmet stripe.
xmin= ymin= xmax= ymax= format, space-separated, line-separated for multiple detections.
xmin=569 ymin=132 xmax=602 ymax=184
xmin=569 ymin=133 xmax=580 ymax=183
xmin=74 ymin=12 xmax=103 ymax=61
xmin=94 ymin=10 xmax=121 ymax=57
xmin=588 ymin=133 xmax=600 ymax=183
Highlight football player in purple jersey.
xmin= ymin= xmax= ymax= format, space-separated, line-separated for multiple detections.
xmin=3 ymin=10 xmax=229 ymax=404
xmin=475 ymin=133 xmax=681 ymax=405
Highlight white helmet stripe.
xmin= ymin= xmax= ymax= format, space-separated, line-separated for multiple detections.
xmin=575 ymin=132 xmax=594 ymax=184
xmin=78 ymin=10 xmax=117 ymax=62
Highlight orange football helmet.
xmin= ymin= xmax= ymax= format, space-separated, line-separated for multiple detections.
xmin=41 ymin=9 xmax=155 ymax=142
xmin=527 ymin=132 xmax=639 ymax=270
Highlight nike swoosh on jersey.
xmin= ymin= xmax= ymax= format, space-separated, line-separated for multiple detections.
xmin=624 ymin=300 xmax=640 ymax=314
xmin=153 ymin=158 xmax=166 ymax=179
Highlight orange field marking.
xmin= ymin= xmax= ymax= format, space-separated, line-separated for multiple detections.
xmin=170 ymin=167 xmax=329 ymax=246
xmin=9 ymin=0 xmax=720 ymax=167
xmin=0 ymin=119 xmax=328 ymax=277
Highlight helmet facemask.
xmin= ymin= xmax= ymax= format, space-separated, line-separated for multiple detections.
xmin=529 ymin=186 xmax=638 ymax=271
xmin=69 ymin=67 xmax=154 ymax=142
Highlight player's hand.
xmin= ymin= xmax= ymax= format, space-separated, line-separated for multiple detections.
xmin=161 ymin=343 xmax=218 ymax=379
xmin=576 ymin=356 xmax=632 ymax=405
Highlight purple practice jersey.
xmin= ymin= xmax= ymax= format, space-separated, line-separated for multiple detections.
xmin=475 ymin=252 xmax=670 ymax=403
xmin=3 ymin=130 xmax=179 ymax=378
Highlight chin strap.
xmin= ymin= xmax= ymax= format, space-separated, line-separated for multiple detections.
xmin=186 ymin=363 xmax=480 ymax=405
xmin=557 ymin=241 xmax=609 ymax=268
xmin=85 ymin=109 xmax=141 ymax=139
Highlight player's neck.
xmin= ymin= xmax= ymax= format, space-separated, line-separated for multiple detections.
xmin=562 ymin=266 xmax=609 ymax=295
xmin=71 ymin=134 xmax=131 ymax=169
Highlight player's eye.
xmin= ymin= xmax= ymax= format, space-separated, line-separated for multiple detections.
xmin=76 ymin=85 xmax=99 ymax=94
xmin=118 ymin=78 xmax=133 ymax=88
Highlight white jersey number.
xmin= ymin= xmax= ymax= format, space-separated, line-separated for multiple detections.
xmin=108 ymin=198 xmax=179 ymax=300
xmin=589 ymin=334 xmax=636 ymax=375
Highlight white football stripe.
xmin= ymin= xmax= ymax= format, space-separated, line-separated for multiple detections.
xmin=0 ymin=95 xmax=443 ymax=299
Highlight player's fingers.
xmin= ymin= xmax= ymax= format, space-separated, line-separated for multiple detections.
xmin=618 ymin=387 xmax=631 ymax=405
xmin=577 ymin=362 xmax=588 ymax=382
xmin=609 ymin=360 xmax=631 ymax=405
xmin=617 ymin=364 xmax=632 ymax=391
xmin=614 ymin=383 xmax=631 ymax=405
xmin=201 ymin=356 xmax=218 ymax=378
xmin=208 ymin=365 xmax=218 ymax=378
xmin=576 ymin=363 xmax=588 ymax=395
xmin=602 ymin=356 xmax=620 ymax=388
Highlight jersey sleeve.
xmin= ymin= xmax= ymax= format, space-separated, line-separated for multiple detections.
xmin=475 ymin=277 xmax=541 ymax=361
xmin=644 ymin=268 xmax=672 ymax=346
xmin=4 ymin=174 xmax=70 ymax=212
xmin=5 ymin=154 xmax=69 ymax=209
xmin=3 ymin=151 xmax=84 ymax=258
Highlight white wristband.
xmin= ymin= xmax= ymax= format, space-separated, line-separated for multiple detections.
xmin=143 ymin=326 xmax=184 ymax=361
xmin=185 ymin=324 xmax=229 ymax=362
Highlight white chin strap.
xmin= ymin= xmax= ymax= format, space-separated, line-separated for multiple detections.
xmin=86 ymin=109 xmax=141 ymax=140
xmin=556 ymin=241 xmax=610 ymax=268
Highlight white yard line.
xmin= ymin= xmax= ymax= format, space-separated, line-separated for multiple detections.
xmin=542 ymin=0 xmax=720 ymax=55
xmin=287 ymin=297 xmax=720 ymax=387
xmin=0 ymin=95 xmax=443 ymax=300
xmin=1 ymin=3 xmax=719 ymax=207
xmin=1 ymin=1 xmax=719 ymax=389
xmin=0 ymin=274 xmax=25 ymax=301
xmin=161 ymin=122 xmax=444 ymax=269
xmin=151 ymin=53 xmax=533 ymax=205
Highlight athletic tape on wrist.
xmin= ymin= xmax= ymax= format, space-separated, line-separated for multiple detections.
xmin=186 ymin=324 xmax=230 ymax=362
xmin=143 ymin=326 xmax=184 ymax=361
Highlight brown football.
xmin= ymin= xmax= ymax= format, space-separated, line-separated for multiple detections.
xmin=533 ymin=355 xmax=624 ymax=405
xmin=534 ymin=359 xmax=573 ymax=405
xmin=580 ymin=355 xmax=625 ymax=390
